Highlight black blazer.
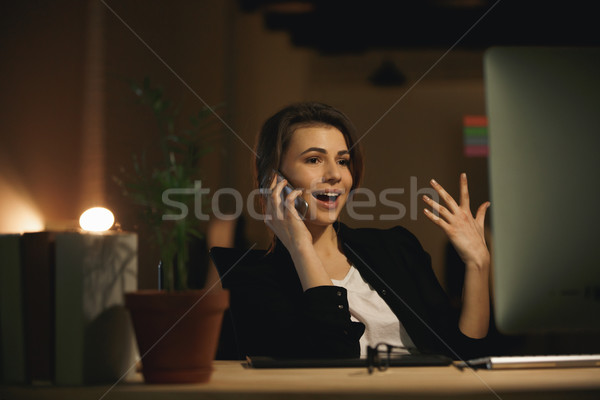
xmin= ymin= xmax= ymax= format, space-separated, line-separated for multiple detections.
xmin=211 ymin=222 xmax=488 ymax=360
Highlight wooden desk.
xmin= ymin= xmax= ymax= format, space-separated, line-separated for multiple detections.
xmin=2 ymin=361 xmax=600 ymax=400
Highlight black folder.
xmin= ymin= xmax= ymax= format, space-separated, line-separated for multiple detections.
xmin=246 ymin=354 xmax=452 ymax=369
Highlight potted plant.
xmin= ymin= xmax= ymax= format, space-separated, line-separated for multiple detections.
xmin=114 ymin=78 xmax=229 ymax=383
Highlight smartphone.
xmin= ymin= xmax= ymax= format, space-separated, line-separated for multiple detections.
xmin=273 ymin=170 xmax=309 ymax=219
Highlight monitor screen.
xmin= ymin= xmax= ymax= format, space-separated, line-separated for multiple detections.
xmin=484 ymin=46 xmax=600 ymax=335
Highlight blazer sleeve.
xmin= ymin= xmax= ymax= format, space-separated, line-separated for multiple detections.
xmin=386 ymin=226 xmax=489 ymax=360
xmin=228 ymin=256 xmax=365 ymax=359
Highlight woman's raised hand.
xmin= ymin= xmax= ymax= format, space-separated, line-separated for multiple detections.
xmin=422 ymin=173 xmax=490 ymax=270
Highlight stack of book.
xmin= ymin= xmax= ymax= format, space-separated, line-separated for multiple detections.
xmin=0 ymin=231 xmax=138 ymax=385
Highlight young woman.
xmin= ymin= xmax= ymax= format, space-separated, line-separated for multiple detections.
xmin=236 ymin=101 xmax=490 ymax=360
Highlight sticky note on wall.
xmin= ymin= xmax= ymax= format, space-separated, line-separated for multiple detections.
xmin=463 ymin=115 xmax=488 ymax=157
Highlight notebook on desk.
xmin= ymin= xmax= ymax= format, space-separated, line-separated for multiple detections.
xmin=246 ymin=354 xmax=453 ymax=369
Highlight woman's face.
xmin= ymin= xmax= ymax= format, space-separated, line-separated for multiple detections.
xmin=279 ymin=125 xmax=353 ymax=227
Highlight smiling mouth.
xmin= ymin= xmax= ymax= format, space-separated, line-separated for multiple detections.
xmin=312 ymin=192 xmax=341 ymax=203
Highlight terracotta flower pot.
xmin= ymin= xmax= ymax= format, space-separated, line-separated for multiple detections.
xmin=125 ymin=288 xmax=229 ymax=383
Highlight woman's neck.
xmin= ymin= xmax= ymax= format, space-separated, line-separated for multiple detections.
xmin=307 ymin=223 xmax=339 ymax=257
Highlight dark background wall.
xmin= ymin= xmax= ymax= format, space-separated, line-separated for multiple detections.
xmin=1 ymin=0 xmax=596 ymax=293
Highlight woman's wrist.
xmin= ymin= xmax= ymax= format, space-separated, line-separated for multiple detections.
xmin=288 ymin=238 xmax=316 ymax=259
xmin=463 ymin=251 xmax=491 ymax=273
xmin=289 ymin=244 xmax=332 ymax=290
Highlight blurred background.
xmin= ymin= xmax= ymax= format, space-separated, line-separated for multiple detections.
xmin=1 ymin=0 xmax=598 ymax=291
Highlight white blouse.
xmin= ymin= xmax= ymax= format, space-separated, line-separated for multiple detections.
xmin=331 ymin=265 xmax=415 ymax=357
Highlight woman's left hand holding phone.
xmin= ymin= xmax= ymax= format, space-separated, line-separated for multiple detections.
xmin=263 ymin=172 xmax=332 ymax=290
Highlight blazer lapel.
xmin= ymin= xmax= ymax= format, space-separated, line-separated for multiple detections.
xmin=336 ymin=222 xmax=440 ymax=354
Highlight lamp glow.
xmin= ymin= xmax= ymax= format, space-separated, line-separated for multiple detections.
xmin=79 ymin=207 xmax=114 ymax=232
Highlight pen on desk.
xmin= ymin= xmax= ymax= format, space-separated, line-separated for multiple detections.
xmin=158 ymin=260 xmax=163 ymax=290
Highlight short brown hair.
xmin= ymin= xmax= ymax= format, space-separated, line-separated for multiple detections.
xmin=254 ymin=102 xmax=364 ymax=192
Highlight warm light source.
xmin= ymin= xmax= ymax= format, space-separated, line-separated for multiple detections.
xmin=79 ymin=207 xmax=115 ymax=232
xmin=0 ymin=175 xmax=44 ymax=233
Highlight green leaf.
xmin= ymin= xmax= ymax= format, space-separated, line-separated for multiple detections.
xmin=116 ymin=77 xmax=227 ymax=291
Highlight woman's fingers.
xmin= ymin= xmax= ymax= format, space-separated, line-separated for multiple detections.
xmin=428 ymin=174 xmax=476 ymax=216
xmin=430 ymin=179 xmax=460 ymax=213
xmin=423 ymin=174 xmax=482 ymax=234
xmin=423 ymin=207 xmax=450 ymax=231
xmin=284 ymin=189 xmax=304 ymax=219
xmin=267 ymin=177 xmax=287 ymax=220
xmin=422 ymin=194 xmax=452 ymax=222
xmin=266 ymin=176 xmax=304 ymax=221
xmin=459 ymin=173 xmax=470 ymax=210
xmin=475 ymin=201 xmax=491 ymax=227
xmin=424 ymin=174 xmax=490 ymax=267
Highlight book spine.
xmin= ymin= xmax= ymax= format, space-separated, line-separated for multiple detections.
xmin=21 ymin=232 xmax=55 ymax=383
xmin=0 ymin=234 xmax=26 ymax=383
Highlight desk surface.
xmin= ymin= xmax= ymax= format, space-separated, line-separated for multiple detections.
xmin=3 ymin=360 xmax=600 ymax=400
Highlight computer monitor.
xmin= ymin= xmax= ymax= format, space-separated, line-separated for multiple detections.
xmin=484 ymin=46 xmax=600 ymax=335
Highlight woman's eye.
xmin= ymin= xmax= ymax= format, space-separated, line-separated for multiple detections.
xmin=306 ymin=157 xmax=319 ymax=164
xmin=338 ymin=159 xmax=350 ymax=166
